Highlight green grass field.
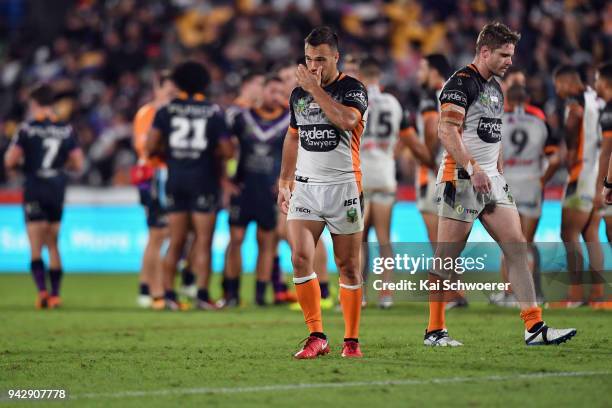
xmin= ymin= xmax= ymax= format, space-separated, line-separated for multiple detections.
xmin=1 ymin=274 xmax=611 ymax=407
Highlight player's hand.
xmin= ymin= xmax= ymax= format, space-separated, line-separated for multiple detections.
xmin=277 ymin=187 xmax=292 ymax=215
xmin=221 ymin=178 xmax=240 ymax=197
xmin=296 ymin=65 xmax=321 ymax=93
xmin=471 ymin=169 xmax=492 ymax=194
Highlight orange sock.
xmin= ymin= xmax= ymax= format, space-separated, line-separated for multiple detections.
xmin=340 ymin=284 xmax=362 ymax=339
xmin=294 ymin=274 xmax=323 ymax=334
xmin=427 ymin=273 xmax=446 ymax=332
xmin=590 ymin=283 xmax=604 ymax=300
xmin=568 ymin=284 xmax=583 ymax=301
xmin=520 ymin=306 xmax=542 ymax=331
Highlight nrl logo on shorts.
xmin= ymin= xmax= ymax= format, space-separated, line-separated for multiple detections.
xmin=346 ymin=207 xmax=358 ymax=223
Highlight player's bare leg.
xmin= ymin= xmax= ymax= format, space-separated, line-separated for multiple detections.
xmin=605 ymin=216 xmax=612 ymax=243
xmin=162 ymin=212 xmax=189 ymax=309
xmin=582 ymin=211 xmax=606 ymax=306
xmin=557 ymin=208 xmax=592 ymax=306
xmin=370 ymin=200 xmax=394 ymax=308
xmin=288 ymin=219 xmax=329 ymax=358
xmin=425 ymin=216 xmax=471 ymax=346
xmin=139 ymin=226 xmax=167 ymax=307
xmin=222 ymin=225 xmax=245 ymax=306
xmin=495 ymin=214 xmax=541 ymax=307
xmin=421 ymin=212 xmax=438 ymax=245
xmin=26 ymin=221 xmax=49 ymax=309
xmin=255 ymin=227 xmax=276 ymax=306
xmin=332 ymin=231 xmax=364 ymax=357
xmin=314 ymin=237 xmax=331 ymax=308
xmin=45 ymin=222 xmax=63 ymax=308
xmin=191 ymin=212 xmax=217 ymax=309
xmin=271 ymin=212 xmax=295 ymax=303
xmin=360 ymin=200 xmax=372 ymax=307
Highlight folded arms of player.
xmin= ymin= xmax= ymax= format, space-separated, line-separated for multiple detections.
xmin=439 ymin=103 xmax=491 ymax=193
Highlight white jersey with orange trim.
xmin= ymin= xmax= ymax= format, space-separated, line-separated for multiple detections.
xmin=565 ymin=87 xmax=602 ymax=185
xmin=502 ymin=104 xmax=558 ymax=181
xmin=288 ymin=73 xmax=368 ymax=186
xmin=360 ymin=85 xmax=409 ymax=191
xmin=436 ymin=65 xmax=505 ymax=182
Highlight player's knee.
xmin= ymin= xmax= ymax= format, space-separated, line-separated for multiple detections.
xmin=336 ymin=259 xmax=360 ymax=280
xmin=291 ymin=250 xmax=312 ymax=271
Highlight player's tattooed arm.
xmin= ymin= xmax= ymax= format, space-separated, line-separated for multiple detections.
xmin=595 ymin=137 xmax=612 ymax=209
xmin=278 ymin=129 xmax=298 ymax=214
xmin=497 ymin=143 xmax=504 ymax=175
xmin=563 ymin=102 xmax=584 ymax=169
xmin=399 ymin=127 xmax=436 ymax=170
xmin=439 ymin=104 xmax=491 ymax=193
xmin=296 ymin=65 xmax=360 ymax=131
xmin=145 ymin=128 xmax=163 ymax=158
xmin=423 ymin=111 xmax=440 ymax=158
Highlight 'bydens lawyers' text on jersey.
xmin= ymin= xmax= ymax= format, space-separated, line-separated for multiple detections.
xmin=289 ymin=73 xmax=368 ymax=185
xmin=12 ymin=117 xmax=79 ymax=180
xmin=437 ymin=64 xmax=504 ymax=181
xmin=152 ymin=95 xmax=229 ymax=181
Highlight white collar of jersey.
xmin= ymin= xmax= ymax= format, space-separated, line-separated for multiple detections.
xmin=243 ymin=110 xmax=290 ymax=141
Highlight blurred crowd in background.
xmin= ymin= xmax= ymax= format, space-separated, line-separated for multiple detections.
xmin=1 ymin=0 xmax=611 ymax=186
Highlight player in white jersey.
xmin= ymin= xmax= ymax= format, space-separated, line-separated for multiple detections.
xmin=425 ymin=23 xmax=576 ymax=347
xmin=359 ymin=57 xmax=435 ymax=309
xmin=490 ymin=67 xmax=561 ymax=307
xmin=551 ymin=65 xmax=605 ymax=308
xmin=278 ymin=27 xmax=368 ymax=358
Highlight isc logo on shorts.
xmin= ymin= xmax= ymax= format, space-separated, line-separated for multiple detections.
xmin=344 ymin=198 xmax=358 ymax=206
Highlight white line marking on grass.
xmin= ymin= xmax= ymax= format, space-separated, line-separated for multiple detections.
xmin=66 ymin=370 xmax=610 ymax=400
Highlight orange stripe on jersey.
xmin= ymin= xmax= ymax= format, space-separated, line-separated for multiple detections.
xmin=603 ymin=130 xmax=612 ymax=139
xmin=399 ymin=126 xmax=415 ymax=140
xmin=133 ymin=103 xmax=156 ymax=161
xmin=525 ymin=104 xmax=546 ymax=121
xmin=421 ymin=110 xmax=439 ymax=121
xmin=441 ymin=155 xmax=457 ymax=182
xmin=544 ymin=145 xmax=559 ymax=155
xmin=569 ymin=126 xmax=585 ymax=182
xmin=418 ymin=165 xmax=429 ymax=186
xmin=351 ymin=110 xmax=365 ymax=192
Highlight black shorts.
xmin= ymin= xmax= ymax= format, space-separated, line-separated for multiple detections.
xmin=139 ymin=188 xmax=167 ymax=229
xmin=23 ymin=178 xmax=66 ymax=223
xmin=165 ymin=175 xmax=220 ymax=214
xmin=228 ymin=187 xmax=277 ymax=231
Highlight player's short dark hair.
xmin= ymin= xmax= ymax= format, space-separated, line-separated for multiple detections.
xmin=597 ymin=62 xmax=612 ymax=82
xmin=475 ymin=22 xmax=521 ymax=52
xmin=305 ymin=26 xmax=339 ymax=50
xmin=29 ymin=84 xmax=55 ymax=106
xmin=503 ymin=66 xmax=524 ymax=81
xmin=425 ymin=54 xmax=451 ymax=79
xmin=552 ymin=64 xmax=580 ymax=80
xmin=171 ymin=61 xmax=210 ymax=94
xmin=359 ymin=57 xmax=381 ymax=78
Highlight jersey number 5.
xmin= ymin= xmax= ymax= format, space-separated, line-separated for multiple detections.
xmin=170 ymin=117 xmax=208 ymax=151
